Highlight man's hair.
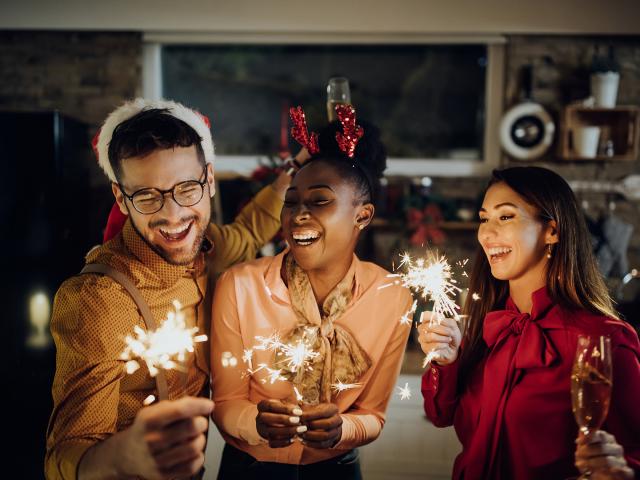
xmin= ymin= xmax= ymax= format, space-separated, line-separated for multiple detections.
xmin=107 ymin=108 xmax=205 ymax=181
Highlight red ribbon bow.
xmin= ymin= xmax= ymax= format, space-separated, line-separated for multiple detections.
xmin=407 ymin=204 xmax=446 ymax=246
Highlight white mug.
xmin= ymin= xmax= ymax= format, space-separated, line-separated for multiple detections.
xmin=572 ymin=126 xmax=601 ymax=158
xmin=591 ymin=72 xmax=620 ymax=108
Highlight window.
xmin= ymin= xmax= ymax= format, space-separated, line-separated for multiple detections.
xmin=146 ymin=35 xmax=504 ymax=176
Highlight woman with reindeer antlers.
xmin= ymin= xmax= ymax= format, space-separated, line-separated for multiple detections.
xmin=210 ymin=105 xmax=412 ymax=480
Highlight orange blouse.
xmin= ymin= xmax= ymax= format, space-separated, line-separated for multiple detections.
xmin=211 ymin=251 xmax=413 ymax=465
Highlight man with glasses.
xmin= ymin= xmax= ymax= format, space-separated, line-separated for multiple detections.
xmin=45 ymin=99 xmax=303 ymax=480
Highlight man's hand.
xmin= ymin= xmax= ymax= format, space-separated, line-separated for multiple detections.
xmin=256 ymin=399 xmax=305 ymax=448
xmin=417 ymin=313 xmax=462 ymax=366
xmin=80 ymin=396 xmax=214 ymax=480
xmin=575 ymin=430 xmax=634 ymax=480
xmin=300 ymin=403 xmax=343 ymax=449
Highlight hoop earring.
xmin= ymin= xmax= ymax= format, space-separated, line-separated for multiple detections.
xmin=546 ymin=243 xmax=553 ymax=259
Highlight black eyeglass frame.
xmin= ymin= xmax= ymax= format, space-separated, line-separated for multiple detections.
xmin=117 ymin=167 xmax=209 ymax=215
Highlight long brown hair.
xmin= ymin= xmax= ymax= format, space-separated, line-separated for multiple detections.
xmin=458 ymin=167 xmax=618 ymax=388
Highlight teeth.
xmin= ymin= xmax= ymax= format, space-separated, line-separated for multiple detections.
xmin=160 ymin=222 xmax=191 ymax=235
xmin=488 ymin=247 xmax=512 ymax=256
xmin=292 ymin=231 xmax=320 ymax=241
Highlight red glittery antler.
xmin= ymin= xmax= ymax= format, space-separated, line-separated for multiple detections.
xmin=335 ymin=104 xmax=363 ymax=159
xmin=289 ymin=106 xmax=320 ymax=155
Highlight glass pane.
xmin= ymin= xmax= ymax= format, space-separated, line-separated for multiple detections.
xmin=163 ymin=44 xmax=487 ymax=160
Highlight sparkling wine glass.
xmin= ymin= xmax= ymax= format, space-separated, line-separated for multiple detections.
xmin=571 ymin=335 xmax=612 ymax=478
xmin=326 ymin=77 xmax=351 ymax=122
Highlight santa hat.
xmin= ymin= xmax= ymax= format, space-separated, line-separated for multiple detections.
xmin=93 ymin=98 xmax=215 ymax=182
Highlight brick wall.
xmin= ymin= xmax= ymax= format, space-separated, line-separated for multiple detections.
xmin=0 ymin=31 xmax=142 ymax=128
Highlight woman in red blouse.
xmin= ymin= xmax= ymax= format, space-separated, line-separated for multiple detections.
xmin=420 ymin=167 xmax=639 ymax=479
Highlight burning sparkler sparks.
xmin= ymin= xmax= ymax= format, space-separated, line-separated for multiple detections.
xmin=331 ymin=380 xmax=362 ymax=395
xmin=396 ymin=382 xmax=412 ymax=400
xmin=384 ymin=251 xmax=462 ymax=324
xmin=400 ymin=300 xmax=418 ymax=326
xmin=120 ymin=300 xmax=207 ymax=377
xmin=253 ymin=329 xmax=320 ymax=377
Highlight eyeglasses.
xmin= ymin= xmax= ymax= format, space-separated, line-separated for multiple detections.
xmin=118 ymin=168 xmax=208 ymax=215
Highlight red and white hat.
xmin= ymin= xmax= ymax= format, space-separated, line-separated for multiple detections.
xmin=93 ymin=98 xmax=215 ymax=182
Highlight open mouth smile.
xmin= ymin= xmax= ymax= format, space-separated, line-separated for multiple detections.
xmin=487 ymin=246 xmax=512 ymax=263
xmin=158 ymin=221 xmax=193 ymax=243
xmin=291 ymin=229 xmax=322 ymax=247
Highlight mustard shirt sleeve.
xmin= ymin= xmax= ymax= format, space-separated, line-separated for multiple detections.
xmin=207 ymin=185 xmax=283 ymax=275
xmin=45 ymin=275 xmax=137 ymax=480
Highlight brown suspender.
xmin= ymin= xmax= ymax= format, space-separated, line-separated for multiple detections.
xmin=79 ymin=263 xmax=169 ymax=401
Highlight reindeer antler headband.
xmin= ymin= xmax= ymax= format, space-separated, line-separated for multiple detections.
xmin=289 ymin=104 xmax=364 ymax=158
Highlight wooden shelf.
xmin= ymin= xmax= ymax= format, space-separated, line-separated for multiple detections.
xmin=558 ymin=105 xmax=640 ymax=161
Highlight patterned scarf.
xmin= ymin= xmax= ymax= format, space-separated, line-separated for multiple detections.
xmin=278 ymin=254 xmax=372 ymax=404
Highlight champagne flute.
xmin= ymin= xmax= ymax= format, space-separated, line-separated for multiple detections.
xmin=326 ymin=77 xmax=351 ymax=122
xmin=571 ymin=335 xmax=612 ymax=478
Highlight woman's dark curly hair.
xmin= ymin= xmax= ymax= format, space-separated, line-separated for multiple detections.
xmin=303 ymin=119 xmax=387 ymax=205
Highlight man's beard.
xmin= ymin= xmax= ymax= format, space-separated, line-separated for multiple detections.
xmin=129 ymin=213 xmax=208 ymax=266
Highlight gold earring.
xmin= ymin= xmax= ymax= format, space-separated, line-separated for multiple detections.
xmin=358 ymin=224 xmax=364 ymax=230
xmin=546 ymin=244 xmax=552 ymax=259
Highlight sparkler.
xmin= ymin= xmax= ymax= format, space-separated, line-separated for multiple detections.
xmin=384 ymin=249 xmax=469 ymax=369
xmin=396 ymin=382 xmax=412 ymax=400
xmin=120 ymin=300 xmax=208 ymax=378
xmin=331 ymin=380 xmax=362 ymax=395
xmin=399 ymin=300 xmax=418 ymax=326
xmin=241 ymin=329 xmax=323 ymax=403
xmin=384 ymin=251 xmax=462 ymax=324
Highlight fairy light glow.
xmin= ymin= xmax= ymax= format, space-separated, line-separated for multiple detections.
xmin=143 ymin=395 xmax=156 ymax=406
xmin=221 ymin=351 xmax=238 ymax=368
xmin=120 ymin=300 xmax=207 ymax=377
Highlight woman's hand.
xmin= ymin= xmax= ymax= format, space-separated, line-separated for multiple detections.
xmin=575 ymin=430 xmax=634 ymax=479
xmin=256 ymin=399 xmax=306 ymax=448
xmin=417 ymin=313 xmax=462 ymax=366
xmin=300 ymin=403 xmax=343 ymax=449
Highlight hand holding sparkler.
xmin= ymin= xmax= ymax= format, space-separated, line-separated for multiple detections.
xmin=417 ymin=313 xmax=462 ymax=366
xmin=299 ymin=403 xmax=343 ymax=449
xmin=79 ymin=396 xmax=213 ymax=480
xmin=256 ymin=399 xmax=306 ymax=448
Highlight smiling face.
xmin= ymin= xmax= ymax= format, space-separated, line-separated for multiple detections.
xmin=111 ymin=145 xmax=215 ymax=265
xmin=281 ymin=161 xmax=373 ymax=274
xmin=478 ymin=181 xmax=557 ymax=289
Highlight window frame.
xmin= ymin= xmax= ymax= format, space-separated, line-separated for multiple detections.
xmin=143 ymin=32 xmax=505 ymax=177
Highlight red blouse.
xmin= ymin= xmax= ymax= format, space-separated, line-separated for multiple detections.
xmin=422 ymin=287 xmax=640 ymax=479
